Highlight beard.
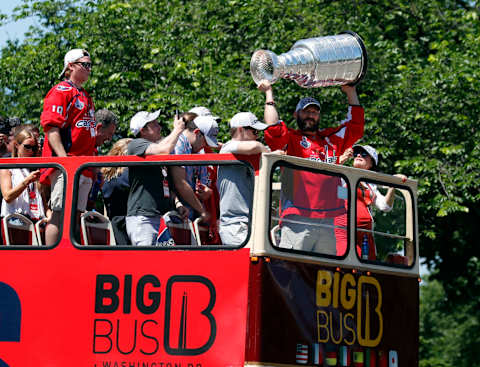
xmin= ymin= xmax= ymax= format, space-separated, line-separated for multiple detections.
xmin=297 ymin=116 xmax=319 ymax=132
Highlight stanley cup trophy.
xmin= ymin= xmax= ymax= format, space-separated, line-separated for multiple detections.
xmin=250 ymin=31 xmax=367 ymax=88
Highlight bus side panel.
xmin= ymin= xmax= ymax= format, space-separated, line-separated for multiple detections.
xmin=246 ymin=258 xmax=419 ymax=366
xmin=0 ymin=248 xmax=250 ymax=367
xmin=245 ymin=260 xmax=263 ymax=362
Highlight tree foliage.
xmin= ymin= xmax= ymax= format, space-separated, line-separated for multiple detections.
xmin=1 ymin=0 xmax=480 ymax=363
xmin=420 ymin=277 xmax=480 ymax=367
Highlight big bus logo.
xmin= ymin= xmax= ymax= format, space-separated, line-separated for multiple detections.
xmin=164 ymin=276 xmax=216 ymax=355
xmin=315 ymin=270 xmax=383 ymax=347
xmin=93 ymin=274 xmax=216 ymax=356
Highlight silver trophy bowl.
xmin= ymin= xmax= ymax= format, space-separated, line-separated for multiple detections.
xmin=250 ymin=31 xmax=367 ymax=88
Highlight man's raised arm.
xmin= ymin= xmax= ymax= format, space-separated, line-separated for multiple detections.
xmin=341 ymin=85 xmax=360 ymax=106
xmin=258 ymin=80 xmax=279 ymax=125
xmin=145 ymin=116 xmax=185 ymax=155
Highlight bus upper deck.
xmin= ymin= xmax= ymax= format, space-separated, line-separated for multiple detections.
xmin=0 ymin=153 xmax=418 ymax=274
xmin=0 ymin=153 xmax=419 ymax=366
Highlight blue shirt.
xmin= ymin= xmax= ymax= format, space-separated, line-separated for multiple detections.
xmin=174 ymin=134 xmax=208 ymax=191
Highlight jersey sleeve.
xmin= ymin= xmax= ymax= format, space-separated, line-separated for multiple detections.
xmin=127 ymin=138 xmax=152 ymax=157
xmin=40 ymin=85 xmax=72 ymax=132
xmin=373 ymin=185 xmax=393 ymax=212
xmin=321 ymin=105 xmax=365 ymax=156
xmin=264 ymin=121 xmax=290 ymax=151
xmin=219 ymin=140 xmax=239 ymax=154
xmin=338 ymin=105 xmax=365 ymax=149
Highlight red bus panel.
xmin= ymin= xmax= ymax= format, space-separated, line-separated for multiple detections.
xmin=0 ymin=248 xmax=250 ymax=366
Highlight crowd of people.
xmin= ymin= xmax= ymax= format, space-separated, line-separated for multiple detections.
xmin=0 ymin=48 xmax=407 ymax=255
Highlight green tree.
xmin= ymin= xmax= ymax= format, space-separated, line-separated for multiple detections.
xmin=420 ymin=276 xmax=480 ymax=367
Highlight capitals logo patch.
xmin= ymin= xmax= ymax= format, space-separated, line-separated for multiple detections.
xmin=74 ymin=99 xmax=85 ymax=110
xmin=56 ymin=85 xmax=72 ymax=92
xmin=300 ymin=136 xmax=311 ymax=149
xmin=75 ymin=119 xmax=96 ymax=129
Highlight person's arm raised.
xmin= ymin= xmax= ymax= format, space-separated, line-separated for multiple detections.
xmin=341 ymin=85 xmax=360 ymax=106
xmin=385 ymin=174 xmax=408 ymax=207
xmin=258 ymin=80 xmax=279 ymax=125
xmin=145 ymin=115 xmax=185 ymax=155
xmin=232 ymin=140 xmax=271 ymax=155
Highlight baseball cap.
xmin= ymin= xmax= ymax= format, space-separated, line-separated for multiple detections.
xmin=193 ymin=116 xmax=219 ymax=147
xmin=59 ymin=48 xmax=91 ymax=79
xmin=130 ymin=110 xmax=161 ymax=136
xmin=295 ymin=97 xmax=321 ymax=113
xmin=189 ymin=106 xmax=220 ymax=121
xmin=353 ymin=145 xmax=378 ymax=166
xmin=229 ymin=112 xmax=268 ymax=130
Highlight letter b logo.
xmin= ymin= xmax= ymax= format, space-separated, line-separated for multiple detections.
xmin=164 ymin=276 xmax=216 ymax=356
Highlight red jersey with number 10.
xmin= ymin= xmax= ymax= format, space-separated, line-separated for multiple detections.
xmin=40 ymin=80 xmax=96 ymax=158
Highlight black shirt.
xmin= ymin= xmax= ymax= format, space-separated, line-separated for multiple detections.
xmin=126 ymin=138 xmax=172 ymax=217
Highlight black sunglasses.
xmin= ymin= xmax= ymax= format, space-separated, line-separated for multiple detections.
xmin=354 ymin=149 xmax=369 ymax=158
xmin=23 ymin=144 xmax=38 ymax=152
xmin=73 ymin=61 xmax=92 ymax=70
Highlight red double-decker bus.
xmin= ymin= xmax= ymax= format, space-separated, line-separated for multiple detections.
xmin=0 ymin=153 xmax=418 ymax=367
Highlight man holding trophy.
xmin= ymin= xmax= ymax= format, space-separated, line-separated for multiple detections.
xmin=252 ymin=32 xmax=367 ymax=254
xmin=259 ymin=81 xmax=364 ymax=254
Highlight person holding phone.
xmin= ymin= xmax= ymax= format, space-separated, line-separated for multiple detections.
xmin=0 ymin=126 xmax=47 ymax=223
xmin=126 ymin=110 xmax=187 ymax=246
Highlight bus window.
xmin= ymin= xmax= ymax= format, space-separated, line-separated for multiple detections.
xmin=73 ymin=161 xmax=254 ymax=248
xmin=0 ymin=164 xmax=63 ymax=247
xmin=356 ymin=179 xmax=415 ymax=266
xmin=269 ymin=161 xmax=349 ymax=257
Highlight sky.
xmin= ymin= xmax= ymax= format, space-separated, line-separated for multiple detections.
xmin=0 ymin=0 xmax=38 ymax=48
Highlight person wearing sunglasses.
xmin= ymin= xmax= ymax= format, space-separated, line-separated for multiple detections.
xmin=39 ymin=48 xmax=97 ymax=246
xmin=0 ymin=126 xmax=47 ymax=226
xmin=336 ymin=145 xmax=407 ymax=259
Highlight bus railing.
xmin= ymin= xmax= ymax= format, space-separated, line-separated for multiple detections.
xmin=0 ymin=153 xmax=419 ymax=276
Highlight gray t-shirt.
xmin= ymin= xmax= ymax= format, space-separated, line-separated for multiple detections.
xmin=127 ymin=138 xmax=172 ymax=217
xmin=217 ymin=140 xmax=254 ymax=226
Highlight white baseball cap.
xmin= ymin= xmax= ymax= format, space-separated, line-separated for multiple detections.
xmin=229 ymin=112 xmax=268 ymax=130
xmin=130 ymin=110 xmax=161 ymax=136
xmin=353 ymin=145 xmax=378 ymax=166
xmin=189 ymin=106 xmax=220 ymax=121
xmin=59 ymin=48 xmax=90 ymax=79
xmin=193 ymin=116 xmax=219 ymax=147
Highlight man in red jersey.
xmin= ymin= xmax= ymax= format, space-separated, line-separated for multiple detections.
xmin=258 ymin=81 xmax=364 ymax=254
xmin=40 ymin=48 xmax=96 ymax=245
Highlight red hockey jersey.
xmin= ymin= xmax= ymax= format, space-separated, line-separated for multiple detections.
xmin=40 ymin=80 xmax=96 ymax=158
xmin=265 ymin=105 xmax=364 ymax=219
